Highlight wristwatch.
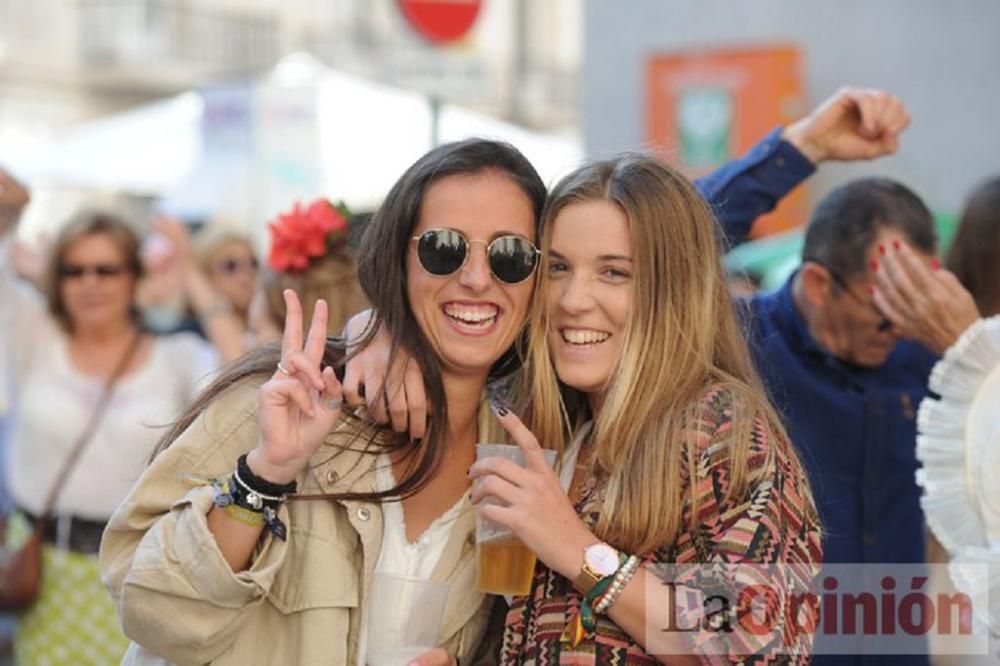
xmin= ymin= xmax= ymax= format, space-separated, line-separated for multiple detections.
xmin=573 ymin=542 xmax=622 ymax=594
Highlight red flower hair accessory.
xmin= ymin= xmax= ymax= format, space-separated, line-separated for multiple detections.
xmin=267 ymin=199 xmax=350 ymax=272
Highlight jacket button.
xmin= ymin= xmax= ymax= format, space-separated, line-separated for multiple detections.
xmin=357 ymin=507 xmax=371 ymax=521
xmin=325 ymin=469 xmax=339 ymax=485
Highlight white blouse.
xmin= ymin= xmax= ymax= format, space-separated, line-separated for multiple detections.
xmin=1 ymin=234 xmax=218 ymax=520
xmin=356 ymin=456 xmax=470 ymax=666
xmin=372 ymin=455 xmax=470 ymax=579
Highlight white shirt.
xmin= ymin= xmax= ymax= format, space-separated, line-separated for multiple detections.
xmin=373 ymin=455 xmax=470 ymax=579
xmin=357 ymin=456 xmax=470 ymax=666
xmin=1 ymin=234 xmax=218 ymax=519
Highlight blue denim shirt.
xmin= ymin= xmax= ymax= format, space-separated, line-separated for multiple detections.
xmin=696 ymin=126 xmax=816 ymax=247
xmin=701 ymin=130 xmax=934 ymax=664
xmin=698 ymin=126 xmax=935 ymax=563
xmin=746 ymin=280 xmax=936 ymax=565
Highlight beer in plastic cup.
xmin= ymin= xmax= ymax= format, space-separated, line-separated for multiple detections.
xmin=474 ymin=443 xmax=557 ymax=595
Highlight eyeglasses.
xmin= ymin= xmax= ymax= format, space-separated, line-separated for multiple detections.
xmin=411 ymin=228 xmax=539 ymax=285
xmin=215 ymin=257 xmax=258 ymax=275
xmin=810 ymin=260 xmax=893 ymax=333
xmin=58 ymin=263 xmax=129 ymax=280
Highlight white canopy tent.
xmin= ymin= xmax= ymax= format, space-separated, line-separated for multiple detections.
xmin=10 ymin=92 xmax=203 ymax=195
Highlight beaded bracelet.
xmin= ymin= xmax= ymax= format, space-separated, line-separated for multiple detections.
xmin=594 ymin=554 xmax=640 ymax=614
xmin=210 ymin=455 xmax=297 ymax=541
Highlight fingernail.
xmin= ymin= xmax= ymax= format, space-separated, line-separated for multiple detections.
xmin=497 ymin=406 xmax=509 ymax=417
xmin=931 ymin=259 xmax=941 ymax=270
xmin=488 ymin=394 xmax=510 ymax=413
xmin=892 ymin=240 xmax=901 ymax=251
xmin=870 ymin=259 xmax=879 ymax=272
xmin=878 ymin=244 xmax=886 ymax=256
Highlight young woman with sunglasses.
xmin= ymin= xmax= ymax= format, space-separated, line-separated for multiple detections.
xmin=100 ymin=139 xmax=546 ymax=665
xmin=0 ymin=196 xmax=216 ymax=664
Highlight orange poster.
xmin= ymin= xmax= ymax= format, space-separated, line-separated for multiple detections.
xmin=647 ymin=44 xmax=807 ymax=237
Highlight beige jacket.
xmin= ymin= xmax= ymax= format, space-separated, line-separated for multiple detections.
xmin=100 ymin=382 xmax=500 ymax=666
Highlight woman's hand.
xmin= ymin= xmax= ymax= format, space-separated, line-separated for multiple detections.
xmin=872 ymin=241 xmax=980 ymax=354
xmin=469 ymin=408 xmax=596 ymax=581
xmin=342 ymin=309 xmax=427 ymax=440
xmin=247 ymin=289 xmax=344 ymax=484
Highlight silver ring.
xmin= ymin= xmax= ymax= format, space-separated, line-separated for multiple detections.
xmin=277 ymin=361 xmax=292 ymax=375
xmin=324 ymin=397 xmax=343 ymax=411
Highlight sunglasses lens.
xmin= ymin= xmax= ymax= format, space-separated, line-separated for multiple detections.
xmin=488 ymin=236 xmax=538 ymax=284
xmin=59 ymin=264 xmax=125 ymax=279
xmin=416 ymin=229 xmax=467 ymax=276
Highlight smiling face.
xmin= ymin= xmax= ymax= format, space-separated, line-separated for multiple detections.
xmin=545 ymin=199 xmax=633 ymax=396
xmin=405 ymin=170 xmax=537 ymax=380
xmin=59 ymin=232 xmax=137 ymax=333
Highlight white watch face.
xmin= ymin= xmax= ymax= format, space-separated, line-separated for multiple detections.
xmin=585 ymin=543 xmax=620 ymax=576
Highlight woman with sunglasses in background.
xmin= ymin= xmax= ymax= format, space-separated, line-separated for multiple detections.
xmin=146 ymin=202 xmax=365 ymax=365
xmin=195 ymin=226 xmax=259 ymax=327
xmin=100 ymin=139 xmax=545 ymax=665
xmin=135 ymin=218 xmax=259 ymax=360
xmin=0 ymin=193 xmax=216 ymax=664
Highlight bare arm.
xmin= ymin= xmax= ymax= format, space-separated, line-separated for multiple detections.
xmin=342 ymin=308 xmax=428 ymax=439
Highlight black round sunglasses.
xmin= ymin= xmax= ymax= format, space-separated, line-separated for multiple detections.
xmin=411 ymin=228 xmax=539 ymax=285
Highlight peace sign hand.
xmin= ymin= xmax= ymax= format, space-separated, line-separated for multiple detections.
xmin=246 ymin=290 xmax=344 ymax=485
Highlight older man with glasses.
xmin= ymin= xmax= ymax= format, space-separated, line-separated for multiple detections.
xmin=734 ymin=176 xmax=942 ymax=665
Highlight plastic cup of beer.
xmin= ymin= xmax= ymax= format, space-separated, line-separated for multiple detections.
xmin=474 ymin=443 xmax=558 ymax=596
xmin=365 ymin=572 xmax=449 ymax=666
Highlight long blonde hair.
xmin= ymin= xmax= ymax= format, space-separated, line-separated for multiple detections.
xmin=522 ymin=155 xmax=808 ymax=556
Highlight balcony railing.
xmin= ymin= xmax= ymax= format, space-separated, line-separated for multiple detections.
xmin=77 ymin=0 xmax=278 ymax=76
xmin=0 ymin=0 xmax=279 ymax=89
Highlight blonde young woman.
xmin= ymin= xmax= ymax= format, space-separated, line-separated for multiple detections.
xmin=467 ymin=156 xmax=823 ymax=662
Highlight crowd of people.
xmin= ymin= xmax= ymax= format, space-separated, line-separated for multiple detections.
xmin=0 ymin=84 xmax=996 ymax=665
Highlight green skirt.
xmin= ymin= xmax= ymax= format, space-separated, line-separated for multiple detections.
xmin=7 ymin=513 xmax=129 ymax=665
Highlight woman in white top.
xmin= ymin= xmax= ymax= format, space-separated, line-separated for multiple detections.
xmin=0 ymin=200 xmax=216 ymax=665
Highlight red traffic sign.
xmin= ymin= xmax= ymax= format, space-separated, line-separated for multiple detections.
xmin=398 ymin=0 xmax=483 ymax=44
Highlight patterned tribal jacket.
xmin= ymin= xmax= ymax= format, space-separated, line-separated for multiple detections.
xmin=499 ymin=387 xmax=824 ymax=665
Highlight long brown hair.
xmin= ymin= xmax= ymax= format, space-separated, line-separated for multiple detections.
xmin=522 ymin=154 xmax=810 ymax=555
xmin=946 ymin=176 xmax=1000 ymax=316
xmin=153 ymin=139 xmax=546 ymax=502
